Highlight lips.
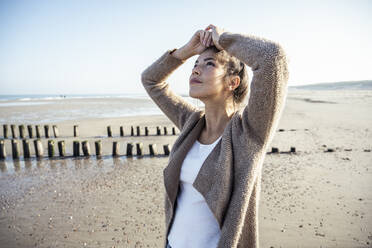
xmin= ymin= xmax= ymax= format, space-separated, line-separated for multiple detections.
xmin=190 ymin=79 xmax=202 ymax=84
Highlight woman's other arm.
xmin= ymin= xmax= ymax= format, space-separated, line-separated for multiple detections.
xmin=219 ymin=31 xmax=289 ymax=145
xmin=205 ymin=25 xmax=289 ymax=247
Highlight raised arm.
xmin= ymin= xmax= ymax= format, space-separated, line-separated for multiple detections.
xmin=141 ymin=50 xmax=197 ymax=131
xmin=218 ymin=31 xmax=289 ymax=145
xmin=141 ymin=29 xmax=214 ymax=130
xmin=203 ymin=25 xmax=289 ymax=247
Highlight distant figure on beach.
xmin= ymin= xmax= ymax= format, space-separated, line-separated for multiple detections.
xmin=141 ymin=24 xmax=288 ymax=248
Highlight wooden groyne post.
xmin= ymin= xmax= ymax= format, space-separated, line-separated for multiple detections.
xmin=163 ymin=144 xmax=170 ymax=156
xmin=52 ymin=125 xmax=59 ymax=138
xmin=136 ymin=142 xmax=143 ymax=156
xmin=82 ymin=141 xmax=91 ymax=156
xmin=73 ymin=141 xmax=80 ymax=156
xmin=113 ymin=141 xmax=120 ymax=156
xmin=149 ymin=144 xmax=157 ymax=156
xmin=22 ymin=139 xmax=31 ymax=158
xmin=95 ymin=140 xmax=102 ymax=157
xmin=11 ymin=139 xmax=20 ymax=159
xmin=48 ymin=140 xmax=55 ymax=157
xmin=156 ymin=126 xmax=161 ymax=135
xmin=126 ymin=142 xmax=133 ymax=156
xmin=0 ymin=140 xmax=6 ymax=159
xmin=19 ymin=125 xmax=26 ymax=139
xmin=11 ymin=124 xmax=17 ymax=139
xmin=107 ymin=126 xmax=112 ymax=137
xmin=3 ymin=125 xmax=8 ymax=139
xmin=271 ymin=147 xmax=279 ymax=153
xmin=58 ymin=140 xmax=65 ymax=157
xmin=27 ymin=125 xmax=33 ymax=138
xmin=44 ymin=125 xmax=50 ymax=138
xmin=74 ymin=125 xmax=79 ymax=137
xmin=34 ymin=139 xmax=43 ymax=158
xmin=35 ymin=125 xmax=41 ymax=138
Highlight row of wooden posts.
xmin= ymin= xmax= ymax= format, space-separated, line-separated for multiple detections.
xmin=107 ymin=126 xmax=177 ymax=137
xmin=0 ymin=139 xmax=171 ymax=160
xmin=1 ymin=139 xmax=298 ymax=160
xmin=1 ymin=124 xmax=177 ymax=139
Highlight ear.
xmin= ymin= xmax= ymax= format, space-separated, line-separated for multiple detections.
xmin=229 ymin=76 xmax=240 ymax=91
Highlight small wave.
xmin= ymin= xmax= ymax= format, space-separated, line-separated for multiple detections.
xmin=0 ymin=102 xmax=53 ymax=107
xmin=18 ymin=96 xmax=67 ymax=101
xmin=0 ymin=94 xmax=152 ymax=102
xmin=0 ymin=95 xmax=67 ymax=101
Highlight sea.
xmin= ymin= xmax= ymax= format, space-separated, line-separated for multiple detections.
xmin=0 ymin=93 xmax=202 ymax=124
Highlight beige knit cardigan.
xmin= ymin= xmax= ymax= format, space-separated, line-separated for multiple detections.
xmin=141 ymin=31 xmax=289 ymax=248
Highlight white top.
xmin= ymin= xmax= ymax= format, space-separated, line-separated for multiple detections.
xmin=167 ymin=135 xmax=222 ymax=248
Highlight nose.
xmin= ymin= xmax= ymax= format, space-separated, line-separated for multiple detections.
xmin=192 ymin=66 xmax=200 ymax=75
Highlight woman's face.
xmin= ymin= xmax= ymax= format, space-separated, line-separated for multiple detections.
xmin=189 ymin=50 xmax=228 ymax=102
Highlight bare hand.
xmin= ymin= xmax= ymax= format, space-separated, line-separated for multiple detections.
xmin=205 ymin=24 xmax=225 ymax=51
xmin=172 ymin=25 xmax=226 ymax=60
xmin=184 ymin=29 xmax=214 ymax=56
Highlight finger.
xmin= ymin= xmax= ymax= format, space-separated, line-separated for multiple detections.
xmin=207 ymin=33 xmax=212 ymax=46
xmin=203 ymin=32 xmax=210 ymax=46
xmin=204 ymin=32 xmax=210 ymax=46
xmin=207 ymin=32 xmax=213 ymax=46
xmin=200 ymin=31 xmax=206 ymax=46
xmin=198 ymin=30 xmax=203 ymax=40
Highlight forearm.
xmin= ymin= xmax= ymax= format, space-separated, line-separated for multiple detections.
xmin=141 ymin=50 xmax=198 ymax=130
xmin=218 ymin=32 xmax=286 ymax=70
xmin=170 ymin=45 xmax=195 ymax=61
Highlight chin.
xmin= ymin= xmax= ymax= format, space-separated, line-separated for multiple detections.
xmin=189 ymin=93 xmax=198 ymax=99
xmin=189 ymin=89 xmax=212 ymax=104
xmin=189 ymin=89 xmax=201 ymax=99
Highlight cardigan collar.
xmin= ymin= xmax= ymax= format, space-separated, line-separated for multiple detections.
xmin=163 ymin=111 xmax=206 ymax=211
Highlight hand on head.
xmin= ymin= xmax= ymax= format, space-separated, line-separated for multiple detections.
xmin=204 ymin=24 xmax=225 ymax=51
xmin=185 ymin=24 xmax=226 ymax=56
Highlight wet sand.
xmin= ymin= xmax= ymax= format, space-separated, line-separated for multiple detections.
xmin=0 ymin=90 xmax=371 ymax=247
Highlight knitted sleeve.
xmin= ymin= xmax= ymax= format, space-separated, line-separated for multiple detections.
xmin=141 ymin=49 xmax=199 ymax=131
xmin=219 ymin=32 xmax=289 ymax=145
xmin=216 ymin=32 xmax=289 ymax=248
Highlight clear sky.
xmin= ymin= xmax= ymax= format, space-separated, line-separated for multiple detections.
xmin=0 ymin=0 xmax=371 ymax=95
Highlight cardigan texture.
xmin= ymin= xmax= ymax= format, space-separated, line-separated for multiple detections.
xmin=141 ymin=31 xmax=289 ymax=248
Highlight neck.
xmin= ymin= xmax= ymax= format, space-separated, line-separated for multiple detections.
xmin=202 ymin=99 xmax=236 ymax=137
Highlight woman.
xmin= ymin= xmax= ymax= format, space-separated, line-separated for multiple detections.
xmin=141 ymin=24 xmax=288 ymax=248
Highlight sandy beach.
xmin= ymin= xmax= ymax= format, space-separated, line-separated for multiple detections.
xmin=0 ymin=89 xmax=371 ymax=247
